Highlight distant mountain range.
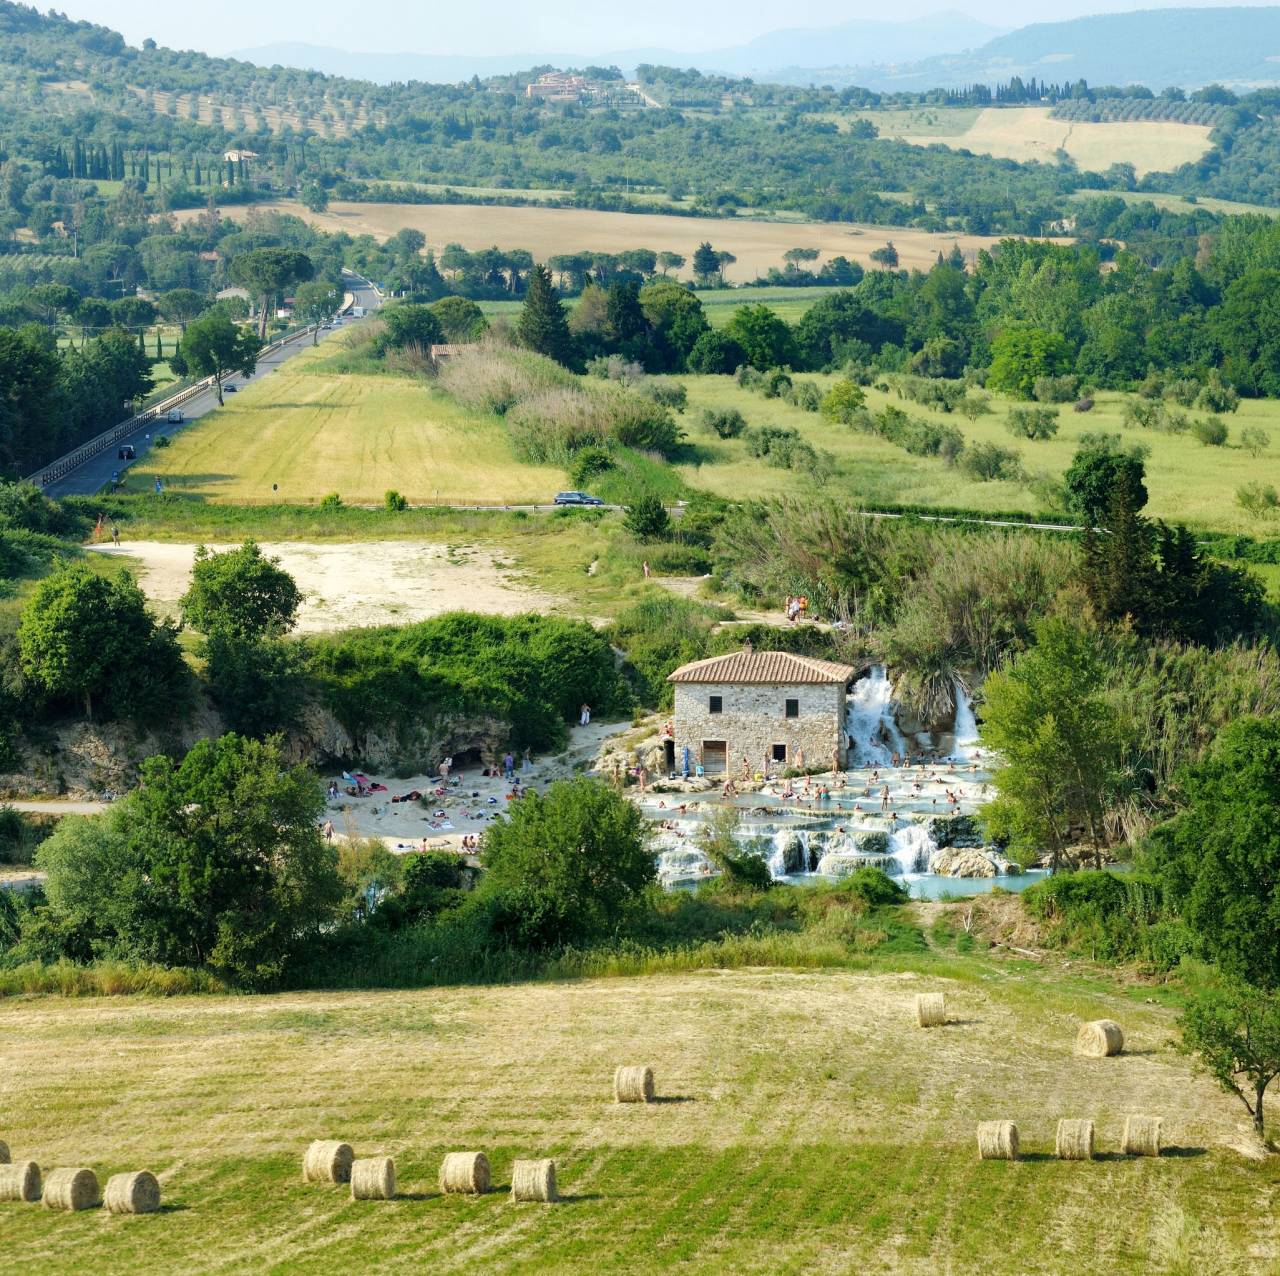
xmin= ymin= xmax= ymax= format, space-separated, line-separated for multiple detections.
xmin=232 ymin=12 xmax=1006 ymax=84
xmin=234 ymin=7 xmax=1280 ymax=92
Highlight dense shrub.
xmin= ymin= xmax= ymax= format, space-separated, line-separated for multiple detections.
xmin=1006 ymin=406 xmax=1060 ymax=440
xmin=701 ymin=407 xmax=747 ymax=438
xmin=1192 ymin=415 xmax=1229 ymax=446
xmin=957 ymin=441 xmax=1024 ymax=482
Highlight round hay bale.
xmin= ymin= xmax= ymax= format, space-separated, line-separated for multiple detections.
xmin=510 ymin=1158 xmax=558 ymax=1203
xmin=303 ymin=1140 xmax=354 ymax=1184
xmin=439 ymin=1151 xmax=491 ymax=1195
xmin=1076 ymin=1019 xmax=1124 ymax=1057
xmin=976 ymin=1121 xmax=1019 ymax=1161
xmin=350 ymin=1157 xmax=395 ymax=1201
xmin=1121 ymin=1115 xmax=1162 ymax=1157
xmin=614 ymin=1065 xmax=655 ymax=1104
xmin=42 ymin=1167 xmax=99 ymax=1211
xmin=105 ymin=1171 xmax=160 ymax=1215
xmin=1055 ymin=1119 xmax=1095 ymax=1161
xmin=916 ymin=993 xmax=947 ymax=1028
xmin=0 ymin=1139 xmax=9 ymax=1164
xmin=0 ymin=1161 xmax=41 ymax=1203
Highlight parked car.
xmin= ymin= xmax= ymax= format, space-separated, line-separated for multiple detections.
xmin=117 ymin=445 xmax=135 ymax=460
xmin=224 ymin=383 xmax=237 ymax=393
xmin=553 ymin=491 xmax=604 ymax=506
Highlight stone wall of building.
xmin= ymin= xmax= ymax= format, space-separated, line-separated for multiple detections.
xmin=673 ymin=680 xmax=847 ymax=774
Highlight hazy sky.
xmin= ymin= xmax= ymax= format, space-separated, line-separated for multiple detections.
xmin=54 ymin=0 xmax=1280 ymax=56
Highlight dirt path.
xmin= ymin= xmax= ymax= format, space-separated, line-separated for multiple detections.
xmin=89 ymin=540 xmax=568 ymax=634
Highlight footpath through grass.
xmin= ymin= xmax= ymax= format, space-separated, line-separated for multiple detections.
xmin=1 ymin=959 xmax=1275 ymax=1274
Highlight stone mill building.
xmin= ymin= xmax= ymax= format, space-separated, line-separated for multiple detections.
xmin=667 ymin=646 xmax=857 ymax=776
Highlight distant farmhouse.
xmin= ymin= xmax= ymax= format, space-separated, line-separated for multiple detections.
xmin=668 ymin=647 xmax=857 ymax=776
xmin=525 ymin=72 xmax=591 ymax=103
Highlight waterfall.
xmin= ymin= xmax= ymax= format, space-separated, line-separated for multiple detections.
xmin=888 ymin=822 xmax=936 ymax=875
xmin=766 ymin=828 xmax=809 ymax=877
xmin=845 ymin=665 xmax=908 ymax=766
xmin=953 ymin=680 xmax=980 ymax=761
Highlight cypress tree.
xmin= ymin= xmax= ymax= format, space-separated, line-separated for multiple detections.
xmin=516 ymin=264 xmax=576 ymax=367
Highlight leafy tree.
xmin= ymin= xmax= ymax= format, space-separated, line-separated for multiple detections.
xmin=638 ymin=279 xmax=708 ymax=370
xmin=1192 ymin=415 xmax=1229 ymax=446
xmin=1178 ymin=979 xmax=1280 ymax=1138
xmin=1149 ymin=716 xmax=1280 ymax=988
xmin=1241 ymin=426 xmax=1271 ymax=458
xmin=178 ymin=311 xmax=261 ymax=405
xmin=35 ymin=735 xmax=342 ymax=986
xmin=701 ymin=407 xmax=746 ymax=438
xmin=516 ymin=264 xmax=575 ymax=367
xmin=180 ymin=541 xmax=301 ymax=639
xmin=373 ymin=303 xmax=443 ymax=354
xmin=1063 ymin=442 xmax=1148 ymax=525
xmin=1005 ymin=406 xmax=1060 ymax=440
xmin=870 ymin=241 xmax=899 ymax=268
xmin=685 ymin=328 xmax=745 ymax=375
xmin=157 ymin=288 xmax=207 ymax=331
xmin=656 ymin=251 xmax=685 ymax=275
xmin=18 ymin=563 xmax=185 ymax=721
xmin=231 ymin=247 xmax=315 ymax=338
xmin=293 ymin=279 xmax=342 ymax=344
xmin=300 ymin=181 xmax=329 ymax=213
xmin=820 ymin=379 xmax=867 ymax=424
xmin=725 ymin=304 xmax=794 ymax=370
xmin=624 ymin=494 xmax=671 ymax=541
xmin=428 ymin=295 xmax=488 ymax=343
xmin=476 ymin=778 xmax=654 ymax=948
xmin=697 ymin=807 xmax=772 ymax=890
xmin=981 ymin=617 xmax=1122 ymax=871
xmin=691 ymin=241 xmax=721 ymax=286
xmin=204 ymin=631 xmax=307 ymax=737
xmin=987 ymin=328 xmax=1073 ymax=400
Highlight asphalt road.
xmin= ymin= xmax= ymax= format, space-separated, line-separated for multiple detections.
xmin=45 ymin=272 xmax=383 ymax=499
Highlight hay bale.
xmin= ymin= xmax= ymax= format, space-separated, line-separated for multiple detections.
xmin=614 ymin=1065 xmax=655 ymax=1104
xmin=976 ymin=1121 xmax=1019 ymax=1161
xmin=916 ymin=992 xmax=947 ymax=1028
xmin=1076 ymin=1019 xmax=1124 ymax=1057
xmin=350 ymin=1157 xmax=395 ymax=1201
xmin=105 ymin=1171 xmax=160 ymax=1215
xmin=439 ymin=1151 xmax=491 ymax=1195
xmin=1122 ymin=1115 xmax=1162 ymax=1157
xmin=0 ymin=1161 xmax=41 ymax=1202
xmin=510 ymin=1158 xmax=557 ymax=1203
xmin=303 ymin=1140 xmax=354 ymax=1184
xmin=1055 ymin=1119 xmax=1095 ymax=1161
xmin=42 ymin=1167 xmax=100 ymax=1211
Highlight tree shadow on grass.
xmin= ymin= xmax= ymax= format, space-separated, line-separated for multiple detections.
xmin=649 ymin=1095 xmax=697 ymax=1105
xmin=155 ymin=1202 xmax=191 ymax=1214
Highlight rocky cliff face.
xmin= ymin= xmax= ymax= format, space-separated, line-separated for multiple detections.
xmin=0 ymin=700 xmax=516 ymax=798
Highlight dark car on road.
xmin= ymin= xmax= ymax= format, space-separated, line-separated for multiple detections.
xmin=553 ymin=491 xmax=604 ymax=506
xmin=117 ymin=445 xmax=136 ymax=460
xmin=224 ymin=383 xmax=237 ymax=393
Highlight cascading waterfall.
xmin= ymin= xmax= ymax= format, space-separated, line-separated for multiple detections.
xmin=888 ymin=822 xmax=936 ymax=875
xmin=953 ymin=680 xmax=980 ymax=761
xmin=766 ymin=828 xmax=810 ymax=877
xmin=845 ymin=665 xmax=908 ymax=766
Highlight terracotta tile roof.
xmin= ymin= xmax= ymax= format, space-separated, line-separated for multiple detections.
xmin=667 ymin=651 xmax=857 ymax=685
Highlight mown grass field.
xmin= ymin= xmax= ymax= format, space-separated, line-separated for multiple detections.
xmin=129 ymin=344 xmax=567 ymax=506
xmin=185 ymin=200 xmax=1054 ymax=282
xmin=125 ymin=346 xmax=1280 ymax=538
xmin=1 ymin=956 xmax=1276 ymax=1274
xmin=850 ymin=107 xmax=1213 ymax=180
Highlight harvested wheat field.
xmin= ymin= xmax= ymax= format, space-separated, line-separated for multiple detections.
xmin=178 ymin=200 xmax=1067 ymax=280
xmin=1 ymin=968 xmax=1277 ymax=1273
xmin=887 ymin=107 xmax=1213 ymax=179
xmin=87 ymin=539 xmax=565 ymax=633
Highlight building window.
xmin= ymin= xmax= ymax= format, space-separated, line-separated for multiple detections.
xmin=772 ymin=744 xmax=787 ymax=762
xmin=709 ymin=695 xmax=722 ymax=714
xmin=784 ymin=698 xmax=799 ymax=718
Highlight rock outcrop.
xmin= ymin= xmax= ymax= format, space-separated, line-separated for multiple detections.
xmin=929 ymin=847 xmax=998 ymax=878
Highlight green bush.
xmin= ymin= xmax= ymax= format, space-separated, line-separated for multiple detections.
xmin=700 ymin=407 xmax=747 ymax=438
xmin=318 ymin=492 xmax=343 ymax=510
xmin=384 ymin=489 xmax=409 ymax=512
xmin=569 ymin=446 xmax=615 ymax=486
xmin=1193 ymin=415 xmax=1229 ymax=446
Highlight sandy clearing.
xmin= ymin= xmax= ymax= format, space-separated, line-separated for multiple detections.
xmin=88 ymin=540 xmax=567 ymax=634
xmin=175 ymin=200 xmax=1070 ymax=279
xmin=896 ymin=106 xmax=1212 ymax=179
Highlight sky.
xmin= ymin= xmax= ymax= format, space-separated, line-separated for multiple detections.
xmin=53 ymin=0 xmax=1280 ymax=57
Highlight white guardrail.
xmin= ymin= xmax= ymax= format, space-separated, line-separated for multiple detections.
xmin=27 ymin=324 xmax=320 ymax=489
